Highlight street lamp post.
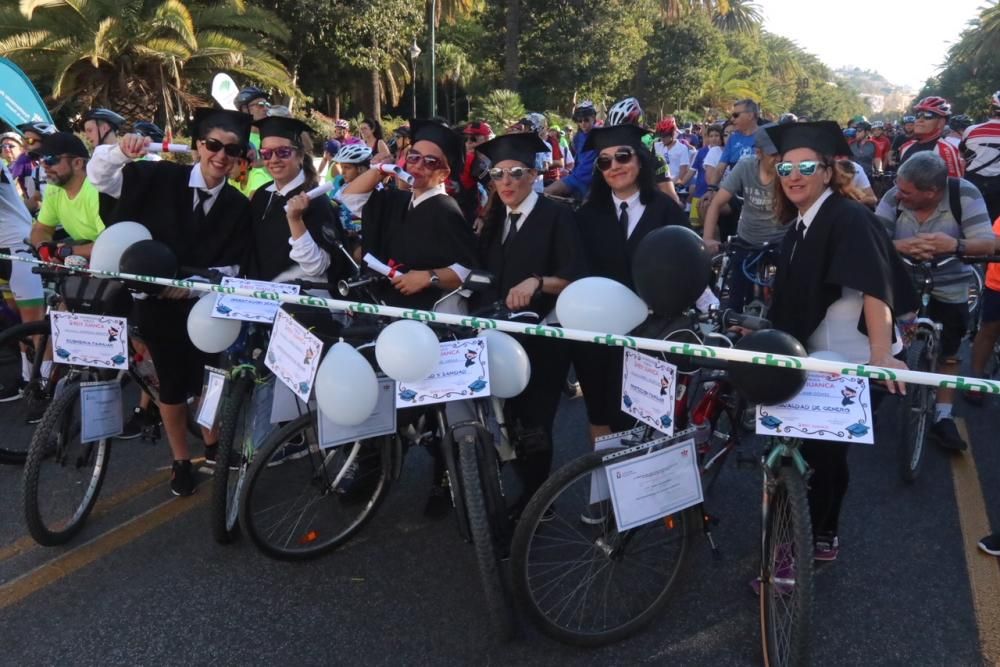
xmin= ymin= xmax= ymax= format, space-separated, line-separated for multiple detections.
xmin=409 ymin=40 xmax=421 ymax=119
xmin=429 ymin=0 xmax=436 ymax=118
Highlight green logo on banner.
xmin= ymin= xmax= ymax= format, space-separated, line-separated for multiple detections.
xmin=461 ymin=317 xmax=497 ymax=329
xmin=253 ymin=290 xmax=280 ymax=301
xmin=842 ymin=365 xmax=897 ymax=381
xmin=403 ymin=309 xmax=436 ymax=322
xmin=348 ymin=302 xmax=379 ymax=314
xmin=668 ymin=342 xmax=717 ymax=358
xmin=299 ymin=295 xmax=328 ymax=307
xmin=939 ymin=377 xmax=1000 ymax=394
xmin=524 ymin=325 xmax=565 ymax=339
xmin=752 ymin=354 xmax=803 ymax=369
xmin=594 ymin=334 xmax=636 ymax=348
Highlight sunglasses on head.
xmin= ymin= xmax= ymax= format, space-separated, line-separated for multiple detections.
xmin=489 ymin=167 xmax=532 ymax=181
xmin=201 ymin=138 xmax=244 ymax=158
xmin=596 ymin=148 xmax=636 ymax=171
xmin=404 ymin=151 xmax=444 ymax=169
xmin=41 ymin=154 xmax=70 ymax=167
xmin=776 ymin=160 xmax=821 ymax=177
xmin=259 ymin=146 xmax=296 ymax=160
xmin=914 ymin=111 xmax=941 ymax=120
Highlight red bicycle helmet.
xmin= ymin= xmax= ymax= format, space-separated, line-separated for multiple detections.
xmin=655 ymin=117 xmax=677 ymax=135
xmin=913 ymin=96 xmax=952 ymax=117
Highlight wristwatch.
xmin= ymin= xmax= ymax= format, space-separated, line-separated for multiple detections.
xmin=955 ymin=238 xmax=966 ymax=257
xmin=428 ymin=270 xmax=440 ymax=286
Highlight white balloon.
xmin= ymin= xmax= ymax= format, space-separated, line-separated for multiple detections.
xmin=478 ymin=330 xmax=531 ymax=399
xmin=186 ymin=293 xmax=242 ymax=353
xmin=90 ymin=222 xmax=152 ymax=273
xmin=375 ymin=320 xmax=440 ymax=382
xmin=315 ymin=342 xmax=379 ymax=426
xmin=556 ymin=277 xmax=648 ymax=335
xmin=810 ymin=350 xmax=849 ymax=363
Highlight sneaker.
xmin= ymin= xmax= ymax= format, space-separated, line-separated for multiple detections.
xmin=170 ymin=460 xmax=196 ymax=497
xmin=0 ymin=379 xmax=24 ymax=403
xmin=978 ymin=533 xmax=1000 ymax=557
xmin=814 ymin=535 xmax=840 ymax=562
xmin=266 ymin=433 xmax=310 ymax=467
xmin=580 ymin=502 xmax=608 ymax=525
xmin=930 ymin=417 xmax=968 ymax=452
xmin=119 ymin=407 xmax=151 ymax=440
xmin=203 ymin=443 xmax=218 ymax=466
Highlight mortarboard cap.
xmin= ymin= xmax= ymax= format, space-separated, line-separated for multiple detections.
xmin=189 ymin=108 xmax=252 ymax=149
xmin=476 ymin=132 xmax=548 ymax=167
xmin=252 ymin=116 xmax=312 ymax=146
xmin=582 ymin=124 xmax=650 ymax=152
xmin=410 ymin=118 xmax=463 ymax=175
xmin=765 ymin=120 xmax=852 ymax=158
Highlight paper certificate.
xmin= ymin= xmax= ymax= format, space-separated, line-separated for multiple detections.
xmin=196 ymin=367 xmax=227 ymax=430
xmin=213 ymin=277 xmax=300 ymax=323
xmin=621 ymin=349 xmax=677 ymax=436
xmin=395 ymin=338 xmax=490 ymax=408
xmin=755 ymin=372 xmax=874 ymax=445
xmin=50 ymin=311 xmax=128 ymax=370
xmin=79 ymin=380 xmax=124 ymax=442
xmin=265 ymin=309 xmax=323 ymax=403
xmin=605 ymin=439 xmax=704 ymax=532
xmin=318 ymin=377 xmax=397 ymax=449
xmin=590 ymin=426 xmax=647 ymax=504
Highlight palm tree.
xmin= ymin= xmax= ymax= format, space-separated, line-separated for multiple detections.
xmin=698 ymin=58 xmax=756 ymax=114
xmin=0 ymin=0 xmax=298 ymax=124
xmin=949 ymin=2 xmax=1000 ymax=66
xmin=432 ymin=0 xmax=482 ymax=24
xmin=712 ymin=0 xmax=762 ymax=33
xmin=436 ymin=42 xmax=475 ymax=123
xmin=657 ymin=0 xmax=729 ymax=23
xmin=472 ymin=89 xmax=525 ymax=129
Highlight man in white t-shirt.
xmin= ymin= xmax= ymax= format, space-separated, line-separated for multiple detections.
xmin=653 ymin=117 xmax=693 ymax=194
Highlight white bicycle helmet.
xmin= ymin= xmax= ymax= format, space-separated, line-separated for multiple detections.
xmin=334 ymin=144 xmax=372 ymax=164
xmin=991 ymin=90 xmax=1000 ymax=109
xmin=607 ymin=97 xmax=643 ymax=126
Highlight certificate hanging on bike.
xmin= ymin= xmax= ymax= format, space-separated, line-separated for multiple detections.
xmin=79 ymin=380 xmax=124 ymax=442
xmin=620 ymin=349 xmax=677 ymax=436
xmin=265 ymin=309 xmax=323 ymax=403
xmin=755 ymin=372 xmax=874 ymax=445
xmin=50 ymin=311 xmax=129 ymax=370
xmin=213 ymin=277 xmax=300 ymax=323
xmin=395 ymin=338 xmax=490 ymax=408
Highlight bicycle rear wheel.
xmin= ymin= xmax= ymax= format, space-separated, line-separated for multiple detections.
xmin=510 ymin=449 xmax=690 ymax=647
xmin=458 ymin=433 xmax=515 ymax=641
xmin=0 ymin=320 xmax=55 ymax=465
xmin=210 ymin=374 xmax=254 ymax=544
xmin=760 ymin=463 xmax=813 ymax=667
xmin=21 ymin=373 xmax=112 ymax=546
xmin=238 ymin=414 xmax=395 ymax=561
xmin=899 ymin=337 xmax=935 ymax=484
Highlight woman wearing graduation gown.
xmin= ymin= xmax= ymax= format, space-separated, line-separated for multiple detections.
xmin=242 ymin=116 xmax=352 ymax=288
xmin=475 ymin=132 xmax=586 ymax=511
xmin=765 ymin=121 xmax=915 ymax=561
xmin=573 ymin=124 xmax=689 ymax=450
xmin=344 ymin=118 xmax=479 ymax=312
xmin=87 ymin=108 xmax=254 ymax=497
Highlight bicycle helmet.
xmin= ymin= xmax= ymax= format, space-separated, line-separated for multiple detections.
xmin=132 ymin=121 xmax=165 ymax=142
xmin=333 ymin=143 xmax=372 ymax=164
xmin=0 ymin=132 xmax=23 ymax=146
xmin=83 ymin=108 xmax=125 ymax=129
xmin=902 ymin=115 xmax=916 ymax=124
xmin=854 ymin=120 xmax=872 ymax=131
xmin=850 ymin=114 xmax=868 ymax=126
xmin=655 ymin=116 xmax=677 ymax=135
xmin=334 ymin=119 xmax=350 ymax=130
xmin=913 ymin=96 xmax=951 ymax=117
xmin=15 ymin=121 xmax=57 ymax=137
xmin=871 ymin=120 xmax=884 ymax=129
xmin=572 ymin=101 xmax=597 ymax=121
xmin=234 ymin=86 xmax=269 ymax=109
xmin=949 ymin=114 xmax=973 ymax=132
xmin=607 ymin=97 xmax=643 ymax=126
xmin=779 ymin=112 xmax=798 ymax=125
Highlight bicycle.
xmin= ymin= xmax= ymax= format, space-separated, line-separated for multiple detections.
xmin=712 ymin=237 xmax=780 ymax=318
xmin=508 ymin=308 xmax=792 ymax=648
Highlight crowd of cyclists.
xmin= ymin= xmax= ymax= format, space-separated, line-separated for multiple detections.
xmin=1 ymin=82 xmax=1000 ymax=580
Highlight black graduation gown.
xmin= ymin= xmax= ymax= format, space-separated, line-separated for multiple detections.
xmin=361 ymin=188 xmax=479 ymax=311
xmin=769 ymin=193 xmax=918 ymax=347
xmin=243 ymin=181 xmax=351 ymax=284
xmin=575 ymin=189 xmax=689 ymax=289
xmin=572 ymin=189 xmax=689 ymax=429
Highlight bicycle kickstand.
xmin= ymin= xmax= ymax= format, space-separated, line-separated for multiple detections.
xmin=699 ymin=504 xmax=723 ymax=561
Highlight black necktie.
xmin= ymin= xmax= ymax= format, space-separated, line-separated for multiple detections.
xmin=619 ymin=201 xmax=630 ymax=238
xmin=789 ymin=219 xmax=805 ymax=260
xmin=193 ymin=188 xmax=212 ymax=225
xmin=503 ymin=212 xmax=522 ymax=250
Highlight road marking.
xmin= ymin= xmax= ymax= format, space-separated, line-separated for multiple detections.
xmin=0 ymin=470 xmax=170 ymax=565
xmin=0 ymin=492 xmax=206 ymax=610
xmin=953 ymin=418 xmax=1000 ymax=665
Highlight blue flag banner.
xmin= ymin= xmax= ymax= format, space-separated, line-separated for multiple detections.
xmin=0 ymin=57 xmax=53 ymax=129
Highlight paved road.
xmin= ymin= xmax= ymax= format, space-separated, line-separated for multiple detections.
xmin=0 ymin=380 xmax=998 ymax=666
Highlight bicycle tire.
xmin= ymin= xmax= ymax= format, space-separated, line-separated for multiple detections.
xmin=21 ymin=374 xmax=112 ymax=546
xmin=0 ymin=320 xmax=55 ymax=465
xmin=510 ymin=449 xmax=690 ymax=647
xmin=458 ymin=433 xmax=515 ymax=642
xmin=238 ymin=413 xmax=395 ymax=561
xmin=209 ymin=374 xmax=254 ymax=544
xmin=898 ymin=337 xmax=934 ymax=484
xmin=760 ymin=463 xmax=813 ymax=667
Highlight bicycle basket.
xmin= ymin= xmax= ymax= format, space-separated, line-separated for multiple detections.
xmin=61 ymin=275 xmax=133 ymax=318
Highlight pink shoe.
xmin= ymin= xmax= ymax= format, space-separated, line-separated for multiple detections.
xmin=813 ymin=536 xmax=840 ymax=562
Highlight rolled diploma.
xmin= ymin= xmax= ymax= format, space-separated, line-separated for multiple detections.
xmin=146 ymin=143 xmax=191 ymax=153
xmin=283 ymin=181 xmax=335 ymax=212
xmin=378 ymin=163 xmax=415 ymax=185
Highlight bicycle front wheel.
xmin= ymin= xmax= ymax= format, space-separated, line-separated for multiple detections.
xmin=238 ymin=414 xmax=395 ymax=561
xmin=510 ymin=450 xmax=690 ymax=647
xmin=0 ymin=320 xmax=55 ymax=465
xmin=760 ymin=463 xmax=813 ymax=667
xmin=899 ymin=337 xmax=934 ymax=484
xmin=21 ymin=375 xmax=112 ymax=546
xmin=210 ymin=374 xmax=254 ymax=544
xmin=458 ymin=433 xmax=515 ymax=642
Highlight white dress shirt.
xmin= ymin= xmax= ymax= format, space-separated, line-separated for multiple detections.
xmin=611 ymin=190 xmax=645 ymax=239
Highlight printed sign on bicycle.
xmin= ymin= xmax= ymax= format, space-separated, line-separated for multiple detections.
xmin=265 ymin=309 xmax=323 ymax=403
xmin=213 ymin=277 xmax=300 ymax=323
xmin=756 ymin=372 xmax=874 ymax=445
xmin=50 ymin=311 xmax=128 ymax=370
xmin=620 ymin=349 xmax=676 ymax=436
xmin=395 ymin=338 xmax=490 ymax=408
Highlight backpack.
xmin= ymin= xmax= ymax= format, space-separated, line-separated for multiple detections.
xmin=896 ymin=176 xmax=962 ymax=225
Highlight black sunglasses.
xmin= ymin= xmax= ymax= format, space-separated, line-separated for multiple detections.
xmin=41 ymin=154 xmax=71 ymax=167
xmin=914 ymin=111 xmax=941 ymax=120
xmin=596 ymin=148 xmax=636 ymax=171
xmin=201 ymin=138 xmax=244 ymax=158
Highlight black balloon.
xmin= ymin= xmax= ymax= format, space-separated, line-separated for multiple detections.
xmin=119 ymin=239 xmax=178 ymax=294
xmin=631 ymin=226 xmax=712 ymax=317
xmin=729 ymin=329 xmax=808 ymax=405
